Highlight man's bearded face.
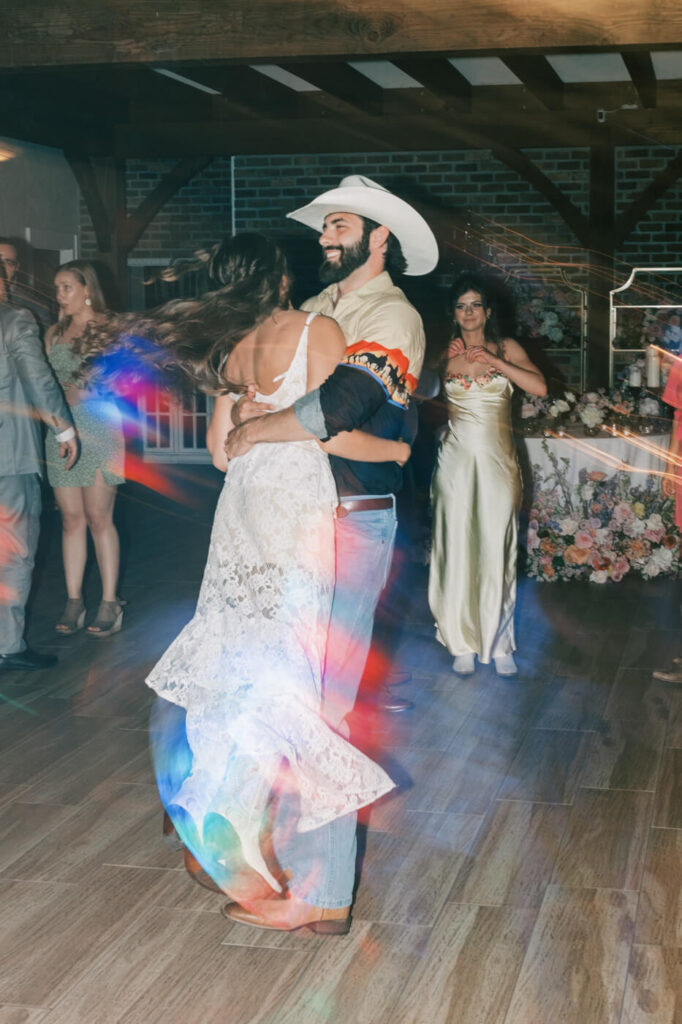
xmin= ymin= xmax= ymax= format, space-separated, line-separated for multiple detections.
xmin=319 ymin=219 xmax=371 ymax=284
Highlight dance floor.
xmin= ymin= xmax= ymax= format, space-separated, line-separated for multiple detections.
xmin=0 ymin=467 xmax=680 ymax=1024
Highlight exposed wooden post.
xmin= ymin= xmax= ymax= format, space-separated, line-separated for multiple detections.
xmin=66 ymin=154 xmax=128 ymax=307
xmin=66 ymin=154 xmax=213 ymax=308
xmin=586 ymin=135 xmax=616 ymax=387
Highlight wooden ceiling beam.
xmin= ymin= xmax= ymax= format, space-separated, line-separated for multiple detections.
xmin=502 ymin=55 xmax=565 ymax=111
xmin=391 ymin=58 xmax=472 ymax=109
xmin=615 ymin=149 xmax=682 ymax=246
xmin=122 ymin=157 xmax=213 ymax=249
xmin=111 ymin=102 xmax=682 ymax=159
xmin=621 ymin=51 xmax=657 ymax=108
xmin=2 ymin=1 xmax=682 ymax=69
xmin=279 ymin=62 xmax=384 ymax=113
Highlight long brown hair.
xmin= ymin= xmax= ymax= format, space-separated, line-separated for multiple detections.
xmin=77 ymin=233 xmax=291 ymax=394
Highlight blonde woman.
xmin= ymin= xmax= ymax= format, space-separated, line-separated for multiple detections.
xmin=45 ymin=260 xmax=125 ymax=637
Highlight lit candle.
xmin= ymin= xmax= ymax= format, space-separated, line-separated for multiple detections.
xmin=628 ymin=363 xmax=642 ymax=387
xmin=646 ymin=346 xmax=660 ymax=387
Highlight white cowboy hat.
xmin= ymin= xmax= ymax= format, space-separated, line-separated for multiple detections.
xmin=286 ymin=175 xmax=439 ymax=276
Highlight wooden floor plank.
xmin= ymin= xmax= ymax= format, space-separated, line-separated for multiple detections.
xmin=0 ymin=1009 xmax=46 ymax=1023
xmin=41 ymin=906 xmax=311 ymax=1024
xmin=620 ymin=945 xmax=681 ymax=1024
xmin=497 ymin=729 xmax=591 ymax=805
xmin=448 ymin=799 xmax=570 ymax=908
xmin=636 ymin=828 xmax=682 ymax=946
xmin=0 ymin=865 xmax=207 ymax=1008
xmin=0 ymin=782 xmax=180 ymax=884
xmin=389 ymin=904 xmax=537 ymax=1024
xmin=351 ymin=811 xmax=481 ymax=927
xmin=653 ymin=749 xmax=682 ymax=829
xmin=581 ymin=719 xmax=665 ymax=791
xmin=531 ymin=672 xmax=612 ymax=731
xmin=0 ymin=802 xmax=78 ymax=873
xmin=505 ymin=885 xmax=637 ymax=1024
xmin=263 ymin=921 xmax=431 ymax=1024
xmin=604 ymin=669 xmax=679 ymax=727
xmin=552 ymin=788 xmax=653 ymax=890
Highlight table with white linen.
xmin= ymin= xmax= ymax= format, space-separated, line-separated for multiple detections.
xmin=522 ymin=431 xmax=669 ymax=491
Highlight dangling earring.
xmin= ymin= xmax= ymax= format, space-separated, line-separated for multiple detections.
xmin=85 ymin=297 xmax=92 ymax=306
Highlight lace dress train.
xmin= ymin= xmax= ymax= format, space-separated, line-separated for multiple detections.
xmin=146 ymin=313 xmax=394 ymax=893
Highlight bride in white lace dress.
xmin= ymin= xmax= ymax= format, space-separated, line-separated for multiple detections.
xmin=136 ymin=236 xmax=405 ymax=902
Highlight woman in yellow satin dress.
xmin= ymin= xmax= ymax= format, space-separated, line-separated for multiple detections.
xmin=428 ymin=273 xmax=547 ymax=677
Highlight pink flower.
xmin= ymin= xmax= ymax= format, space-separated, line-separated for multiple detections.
xmin=575 ymin=530 xmax=594 ymax=549
xmin=612 ymin=502 xmax=635 ymax=523
xmin=611 ymin=556 xmax=630 ymax=582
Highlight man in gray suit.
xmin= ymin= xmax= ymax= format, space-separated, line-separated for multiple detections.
xmin=0 ymin=299 xmax=78 ymax=671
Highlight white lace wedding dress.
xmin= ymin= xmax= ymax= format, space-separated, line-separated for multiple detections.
xmin=146 ymin=312 xmax=394 ymax=892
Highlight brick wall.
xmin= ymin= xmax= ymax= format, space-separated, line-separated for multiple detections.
xmin=80 ymin=158 xmax=233 ymax=261
xmin=79 ymin=145 xmax=680 ymax=272
xmin=232 ymin=148 xmax=590 ymax=257
xmin=615 ymin=145 xmax=682 ymax=268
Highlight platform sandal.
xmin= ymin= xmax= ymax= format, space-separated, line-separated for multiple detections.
xmin=55 ymin=598 xmax=86 ymax=635
xmin=87 ymin=600 xmax=124 ymax=638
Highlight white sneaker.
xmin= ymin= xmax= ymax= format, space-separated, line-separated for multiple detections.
xmin=452 ymin=654 xmax=475 ymax=675
xmin=494 ymin=654 xmax=518 ymax=677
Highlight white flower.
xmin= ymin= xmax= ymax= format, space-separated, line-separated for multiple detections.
xmin=558 ymin=517 xmax=580 ymax=536
xmin=639 ymin=397 xmax=659 ymax=417
xmin=583 ymin=392 xmax=602 ymax=404
xmin=578 ymin=483 xmax=595 ymax=501
xmin=623 ymin=517 xmax=645 ymax=537
xmin=590 ymin=570 xmax=609 ymax=583
xmin=595 ymin=528 xmax=611 ymax=544
xmin=565 ymin=391 xmax=577 ymax=403
xmin=642 ymin=546 xmax=674 ymax=578
xmin=580 ymin=406 xmax=604 ymax=428
xmin=646 ymin=513 xmax=664 ymax=532
xmin=521 ymin=402 xmax=536 ymax=419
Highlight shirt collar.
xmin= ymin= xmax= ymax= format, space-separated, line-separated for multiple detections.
xmin=321 ymin=271 xmax=395 ymax=307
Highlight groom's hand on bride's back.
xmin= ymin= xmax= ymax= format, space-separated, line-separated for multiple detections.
xmin=231 ymin=385 xmax=274 ymax=427
xmin=224 ymin=421 xmax=257 ymax=461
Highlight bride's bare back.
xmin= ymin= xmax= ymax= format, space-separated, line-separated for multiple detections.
xmin=225 ymin=309 xmax=332 ymax=395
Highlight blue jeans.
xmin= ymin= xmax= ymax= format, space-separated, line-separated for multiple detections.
xmin=276 ymin=498 xmax=398 ymax=908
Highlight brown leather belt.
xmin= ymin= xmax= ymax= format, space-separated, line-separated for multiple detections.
xmin=336 ymin=497 xmax=393 ymax=517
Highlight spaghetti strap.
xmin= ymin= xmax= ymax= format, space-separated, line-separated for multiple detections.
xmin=270 ymin=312 xmax=318 ymax=385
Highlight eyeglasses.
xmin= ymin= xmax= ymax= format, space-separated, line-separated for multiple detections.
xmin=454 ymin=301 xmax=484 ymax=313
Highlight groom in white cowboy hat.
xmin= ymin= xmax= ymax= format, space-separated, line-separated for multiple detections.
xmin=223 ymin=175 xmax=438 ymax=933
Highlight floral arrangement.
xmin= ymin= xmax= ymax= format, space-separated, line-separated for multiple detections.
xmin=514 ymin=280 xmax=583 ymax=351
xmin=517 ymin=386 xmax=667 ymax=435
xmin=614 ymin=307 xmax=682 ymax=354
xmin=575 ymin=391 xmax=607 ymax=430
xmin=519 ymin=390 xmax=576 ymax=423
xmin=525 ymin=442 xmax=680 ymax=583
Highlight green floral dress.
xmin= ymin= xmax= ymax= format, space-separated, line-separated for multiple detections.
xmin=45 ymin=342 xmax=125 ymax=488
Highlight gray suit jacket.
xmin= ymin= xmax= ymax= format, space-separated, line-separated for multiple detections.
xmin=0 ymin=303 xmax=74 ymax=476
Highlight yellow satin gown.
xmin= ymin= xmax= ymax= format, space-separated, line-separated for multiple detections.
xmin=428 ymin=370 xmax=521 ymax=663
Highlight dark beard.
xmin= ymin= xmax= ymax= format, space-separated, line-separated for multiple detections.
xmin=318 ymin=236 xmax=371 ymax=284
